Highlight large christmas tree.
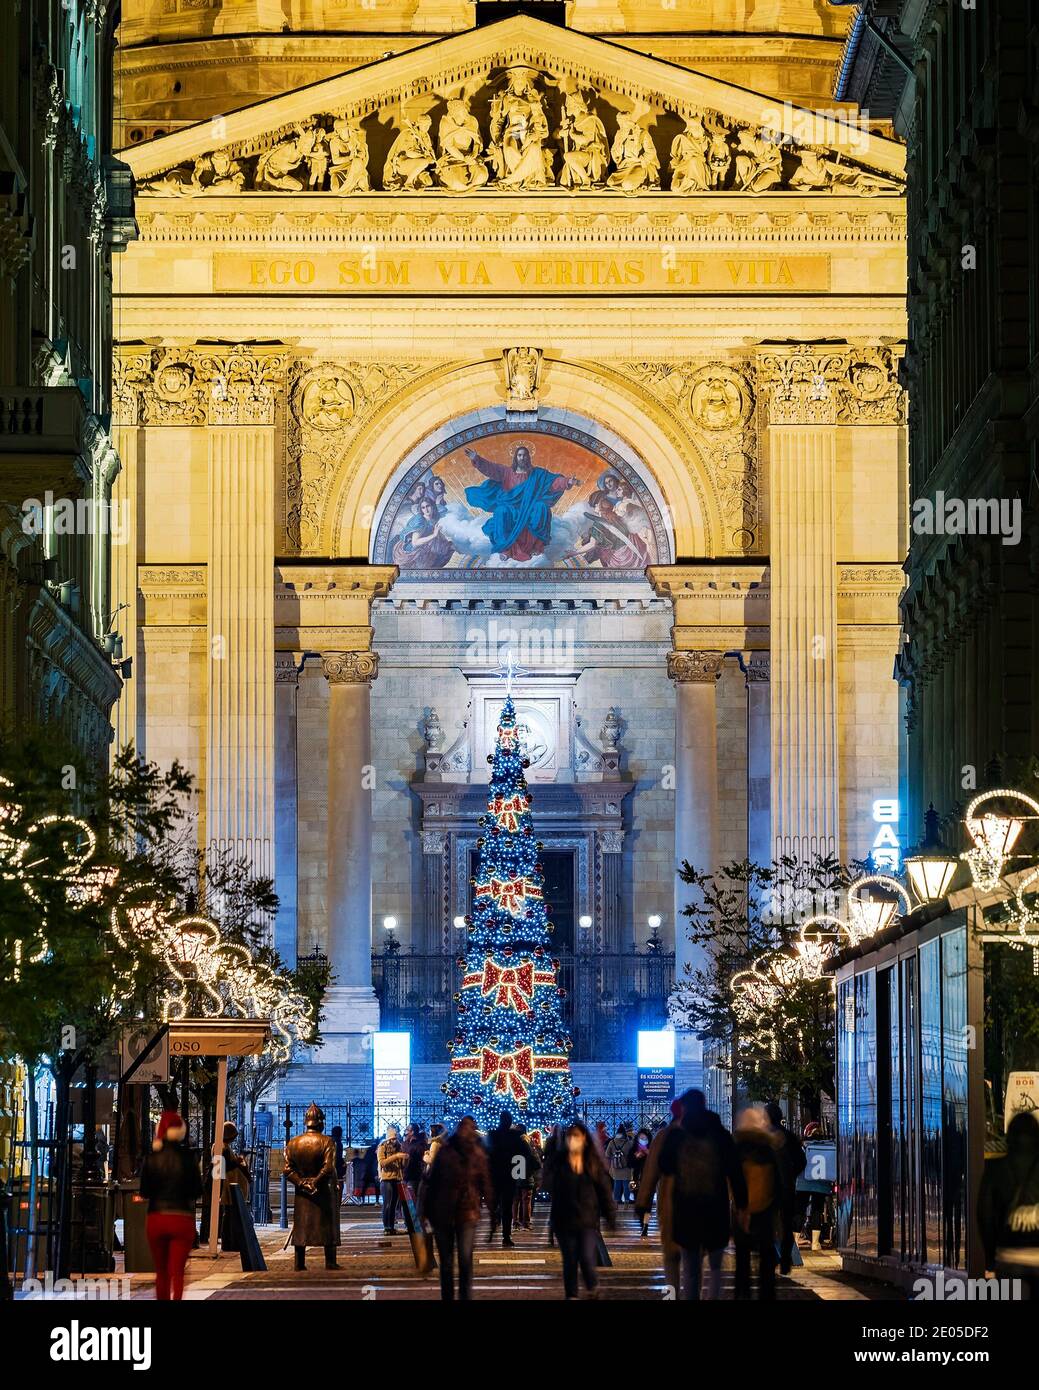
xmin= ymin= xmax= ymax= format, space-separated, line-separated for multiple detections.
xmin=444 ymin=695 xmax=576 ymax=1142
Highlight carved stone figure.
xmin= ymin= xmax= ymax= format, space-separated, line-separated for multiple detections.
xmin=436 ymin=96 xmax=489 ymax=191
xmin=733 ymin=129 xmax=783 ymax=193
xmin=788 ymin=147 xmax=830 ymax=191
xmin=489 ymin=67 xmax=553 ymax=190
xmin=283 ymin=1102 xmax=339 ymax=1270
xmin=670 ymin=115 xmax=711 ymax=193
xmin=298 ymin=372 xmax=355 ymax=430
xmin=383 ymin=115 xmax=437 ymax=191
xmin=255 ymin=119 xmax=325 ymax=192
xmin=606 ymin=109 xmax=659 ymax=192
xmin=689 ymin=367 xmax=749 ymax=432
xmin=503 ymin=346 xmax=542 ymax=412
xmin=191 ymin=149 xmax=246 ymax=193
xmin=327 ymin=117 xmax=370 ymax=192
xmin=707 ymin=122 xmax=733 ymax=187
xmin=557 ymin=89 xmax=608 ymax=190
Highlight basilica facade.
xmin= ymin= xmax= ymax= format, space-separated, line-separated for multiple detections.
xmin=111 ymin=1 xmax=908 ymax=1099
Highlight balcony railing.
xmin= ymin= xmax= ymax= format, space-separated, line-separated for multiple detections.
xmin=371 ymin=948 xmax=675 ymax=1064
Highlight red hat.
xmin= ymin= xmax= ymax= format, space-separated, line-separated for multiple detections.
xmin=153 ymin=1110 xmax=187 ymax=1150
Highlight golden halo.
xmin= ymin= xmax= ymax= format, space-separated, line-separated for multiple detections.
xmin=513 ymin=439 xmax=537 ymax=457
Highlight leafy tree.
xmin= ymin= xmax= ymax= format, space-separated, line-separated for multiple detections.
xmin=670 ymin=853 xmax=850 ymax=1121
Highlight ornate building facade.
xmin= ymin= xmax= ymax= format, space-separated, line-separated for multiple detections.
xmin=0 ymin=1 xmax=133 ymax=767
xmin=112 ymin=0 xmax=909 ymax=1096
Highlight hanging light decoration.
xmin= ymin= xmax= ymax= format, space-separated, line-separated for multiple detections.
xmin=794 ymin=915 xmax=850 ymax=980
xmin=846 ymin=874 xmax=911 ymax=944
xmin=962 ymin=789 xmax=1039 ymax=891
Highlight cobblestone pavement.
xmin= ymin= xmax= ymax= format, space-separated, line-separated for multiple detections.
xmin=118 ymin=1205 xmax=904 ymax=1302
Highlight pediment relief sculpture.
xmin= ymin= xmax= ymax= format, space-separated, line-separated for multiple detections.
xmin=137 ymin=63 xmax=903 ymax=201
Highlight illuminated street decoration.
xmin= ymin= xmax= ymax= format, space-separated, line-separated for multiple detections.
xmin=846 ymin=874 xmax=911 ymax=945
xmin=962 ymin=789 xmax=1039 ymax=891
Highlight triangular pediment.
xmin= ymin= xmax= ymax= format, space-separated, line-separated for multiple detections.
xmin=124 ymin=15 xmax=904 ymax=198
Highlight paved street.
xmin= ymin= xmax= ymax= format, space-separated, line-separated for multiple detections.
xmin=108 ymin=1206 xmax=903 ymax=1302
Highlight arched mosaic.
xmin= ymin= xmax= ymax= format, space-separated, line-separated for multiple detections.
xmin=371 ymin=417 xmax=672 ymax=579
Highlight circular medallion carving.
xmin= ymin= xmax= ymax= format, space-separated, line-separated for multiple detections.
xmin=294 ymin=370 xmax=356 ymax=431
xmin=688 ymin=365 xmax=752 ymax=432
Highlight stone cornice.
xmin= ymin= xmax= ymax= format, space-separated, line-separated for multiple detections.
xmin=132 ymin=199 xmax=906 ymax=246
xmin=275 ymin=563 xmax=397 ymax=600
xmin=648 ymin=563 xmax=768 ymax=596
xmin=138 ymin=564 xmax=207 ymax=598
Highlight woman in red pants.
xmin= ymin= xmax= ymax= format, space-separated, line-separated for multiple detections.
xmin=139 ymin=1111 xmax=202 ymax=1300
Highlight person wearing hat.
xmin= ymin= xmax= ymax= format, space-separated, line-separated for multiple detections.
xmin=139 ymin=1111 xmax=202 ymax=1300
xmin=284 ymin=1102 xmax=340 ymax=1270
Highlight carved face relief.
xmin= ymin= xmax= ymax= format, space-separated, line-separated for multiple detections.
xmin=155 ymin=362 xmax=195 ymax=401
xmin=688 ymin=365 xmax=751 ymax=432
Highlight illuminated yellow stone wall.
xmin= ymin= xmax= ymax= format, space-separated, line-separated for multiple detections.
xmin=110 ymin=8 xmax=908 ymax=1014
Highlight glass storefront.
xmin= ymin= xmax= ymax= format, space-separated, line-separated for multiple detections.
xmin=835 ymin=914 xmax=973 ymax=1278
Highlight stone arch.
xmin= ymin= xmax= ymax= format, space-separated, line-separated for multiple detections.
xmin=321 ymin=358 xmax=722 ymax=560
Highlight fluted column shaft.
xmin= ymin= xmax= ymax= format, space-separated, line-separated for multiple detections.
xmin=768 ymin=423 xmax=839 ymax=860
xmin=206 ymin=426 xmax=275 ymax=894
xmin=669 ymin=651 xmax=722 ymax=986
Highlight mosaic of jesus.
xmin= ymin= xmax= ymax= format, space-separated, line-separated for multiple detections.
xmin=373 ymin=428 xmax=668 ymax=574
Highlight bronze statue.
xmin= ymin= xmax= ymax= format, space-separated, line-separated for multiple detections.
xmin=283 ymin=1101 xmax=339 ymax=1270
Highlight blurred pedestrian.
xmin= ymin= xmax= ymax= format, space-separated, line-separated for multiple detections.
xmin=606 ymin=1124 xmax=634 ymax=1204
xmin=377 ymin=1124 xmax=407 ymax=1234
xmin=139 ymin=1111 xmax=202 ymax=1301
xmin=487 ymin=1110 xmax=532 ymax=1247
xmin=658 ymin=1090 xmax=745 ymax=1300
xmin=594 ymin=1120 xmax=610 ymax=1155
xmin=630 ymin=1127 xmax=652 ymax=1206
xmin=550 ymin=1123 xmax=616 ymax=1300
xmin=733 ymin=1106 xmax=780 ymax=1300
xmin=765 ymin=1102 xmax=807 ymax=1274
xmin=424 ymin=1116 xmax=493 ymax=1300
xmin=979 ymin=1111 xmax=1039 ymax=1297
xmin=512 ymin=1124 xmax=540 ymax=1230
xmin=635 ymin=1098 xmax=683 ymax=1260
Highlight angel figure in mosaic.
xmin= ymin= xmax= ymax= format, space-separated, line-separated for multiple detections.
xmin=557 ymin=86 xmax=609 ymax=190
xmin=436 ymin=95 xmax=490 ymax=191
xmin=488 ymin=66 xmax=554 ymax=190
xmin=327 ymin=116 xmax=370 ymax=192
xmin=606 ymin=104 xmax=660 ymax=192
xmin=383 ymin=114 xmax=437 ymax=191
xmin=670 ymin=114 xmax=712 ymax=193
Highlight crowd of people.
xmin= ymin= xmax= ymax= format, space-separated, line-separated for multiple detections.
xmin=358 ymin=1091 xmax=811 ymax=1301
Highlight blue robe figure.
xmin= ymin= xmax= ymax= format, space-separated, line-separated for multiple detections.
xmin=464 ymin=444 xmax=576 ymax=562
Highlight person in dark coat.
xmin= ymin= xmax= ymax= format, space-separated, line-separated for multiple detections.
xmin=733 ymin=1106 xmax=780 ymax=1300
xmin=979 ymin=1111 xmax=1039 ymax=1296
xmin=424 ymin=1116 xmax=493 ymax=1300
xmin=658 ymin=1089 xmax=746 ymax=1300
xmin=139 ymin=1111 xmax=202 ymax=1300
xmin=218 ymin=1121 xmax=251 ymax=1254
xmin=402 ymin=1123 xmax=427 ymax=1188
xmin=358 ymin=1139 xmax=379 ymax=1202
xmin=765 ymin=1101 xmax=807 ymax=1274
xmin=283 ymin=1102 xmax=339 ymax=1270
xmin=629 ymin=1127 xmax=652 ymax=1208
xmin=550 ymin=1122 xmax=616 ymax=1299
xmin=486 ymin=1110 xmax=533 ymax=1247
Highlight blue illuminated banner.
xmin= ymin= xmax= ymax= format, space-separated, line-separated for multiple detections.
xmin=637 ymin=1029 xmax=675 ymax=1110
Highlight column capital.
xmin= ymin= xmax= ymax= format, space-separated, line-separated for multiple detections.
xmin=754 ymin=342 xmax=905 ymax=427
xmin=322 ymin=650 xmax=379 ymax=684
xmin=667 ymin=651 xmax=724 ymax=683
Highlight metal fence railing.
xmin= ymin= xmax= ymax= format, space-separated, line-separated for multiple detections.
xmin=372 ymin=948 xmax=675 ymax=1064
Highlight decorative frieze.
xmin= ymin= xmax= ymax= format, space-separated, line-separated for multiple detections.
xmin=114 ymin=344 xmax=288 ymax=427
xmin=756 ymin=344 xmax=905 ymax=427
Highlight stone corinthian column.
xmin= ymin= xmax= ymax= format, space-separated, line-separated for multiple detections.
xmin=319 ymin=649 xmax=380 ymax=1061
xmin=667 ymin=650 xmax=723 ymax=990
xmin=758 ymin=346 xmax=843 ymax=863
